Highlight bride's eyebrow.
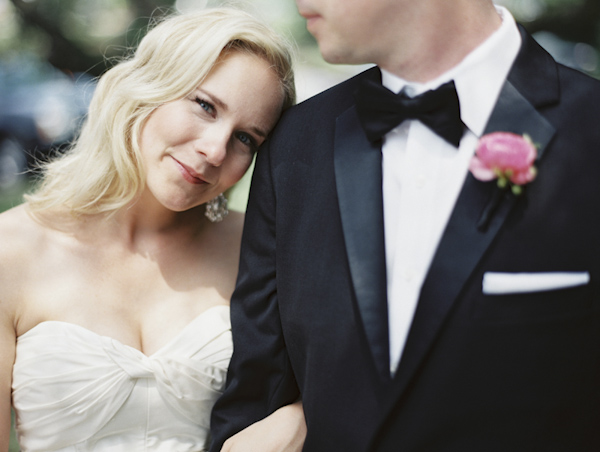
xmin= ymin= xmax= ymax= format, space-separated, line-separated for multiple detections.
xmin=251 ymin=126 xmax=268 ymax=139
xmin=197 ymin=88 xmax=228 ymax=111
xmin=198 ymin=88 xmax=269 ymax=139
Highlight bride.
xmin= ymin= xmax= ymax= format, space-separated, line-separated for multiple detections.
xmin=0 ymin=8 xmax=304 ymax=452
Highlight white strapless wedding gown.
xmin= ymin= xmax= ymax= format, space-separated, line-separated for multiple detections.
xmin=12 ymin=305 xmax=232 ymax=452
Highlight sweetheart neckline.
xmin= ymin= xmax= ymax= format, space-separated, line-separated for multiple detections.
xmin=18 ymin=304 xmax=231 ymax=358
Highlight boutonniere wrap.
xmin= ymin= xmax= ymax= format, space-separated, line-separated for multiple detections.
xmin=470 ymin=132 xmax=538 ymax=231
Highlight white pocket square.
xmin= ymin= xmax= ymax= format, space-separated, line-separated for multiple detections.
xmin=482 ymin=272 xmax=590 ymax=295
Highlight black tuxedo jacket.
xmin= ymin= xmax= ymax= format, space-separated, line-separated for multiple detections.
xmin=210 ymin=28 xmax=600 ymax=451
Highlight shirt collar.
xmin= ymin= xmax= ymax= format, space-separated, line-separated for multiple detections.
xmin=380 ymin=6 xmax=522 ymax=138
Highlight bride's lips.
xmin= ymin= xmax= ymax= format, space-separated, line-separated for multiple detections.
xmin=172 ymin=157 xmax=208 ymax=185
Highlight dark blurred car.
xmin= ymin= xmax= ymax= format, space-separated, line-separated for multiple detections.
xmin=0 ymin=54 xmax=95 ymax=189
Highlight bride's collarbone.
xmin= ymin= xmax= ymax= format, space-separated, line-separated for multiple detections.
xmin=18 ymin=291 xmax=228 ymax=355
xmin=17 ymin=256 xmax=231 ymax=343
xmin=13 ymin=213 xmax=236 ymax=348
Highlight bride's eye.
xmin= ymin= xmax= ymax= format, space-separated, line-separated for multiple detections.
xmin=195 ymin=97 xmax=215 ymax=115
xmin=235 ymin=132 xmax=258 ymax=152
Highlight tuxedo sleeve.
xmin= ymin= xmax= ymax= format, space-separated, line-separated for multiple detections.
xmin=209 ymin=137 xmax=300 ymax=451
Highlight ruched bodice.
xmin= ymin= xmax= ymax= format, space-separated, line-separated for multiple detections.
xmin=12 ymin=305 xmax=232 ymax=452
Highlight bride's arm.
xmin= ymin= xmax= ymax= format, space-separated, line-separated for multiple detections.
xmin=0 ymin=210 xmax=20 ymax=451
xmin=0 ymin=301 xmax=16 ymax=452
xmin=219 ymin=400 xmax=306 ymax=452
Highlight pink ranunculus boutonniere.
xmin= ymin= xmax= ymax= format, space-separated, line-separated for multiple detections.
xmin=471 ymin=132 xmax=539 ymax=231
xmin=469 ymin=132 xmax=538 ymax=195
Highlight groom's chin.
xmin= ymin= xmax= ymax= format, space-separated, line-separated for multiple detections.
xmin=317 ymin=43 xmax=370 ymax=67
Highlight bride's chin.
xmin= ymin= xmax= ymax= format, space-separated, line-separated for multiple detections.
xmin=151 ymin=186 xmax=208 ymax=213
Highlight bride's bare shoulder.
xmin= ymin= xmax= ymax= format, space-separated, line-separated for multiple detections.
xmin=0 ymin=204 xmax=43 ymax=317
xmin=0 ymin=203 xmax=46 ymax=247
xmin=0 ymin=204 xmax=49 ymax=279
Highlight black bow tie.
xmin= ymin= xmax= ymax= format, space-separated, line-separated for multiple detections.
xmin=354 ymin=78 xmax=464 ymax=147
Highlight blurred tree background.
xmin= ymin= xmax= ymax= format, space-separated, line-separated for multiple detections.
xmin=500 ymin=0 xmax=600 ymax=74
xmin=1 ymin=0 xmax=312 ymax=77
xmin=0 ymin=0 xmax=599 ymax=78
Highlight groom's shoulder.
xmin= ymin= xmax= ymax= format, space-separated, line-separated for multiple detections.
xmin=556 ymin=63 xmax=600 ymax=103
xmin=546 ymin=63 xmax=600 ymax=135
xmin=283 ymin=66 xmax=380 ymax=120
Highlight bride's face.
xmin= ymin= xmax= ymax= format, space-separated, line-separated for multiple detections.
xmin=139 ymin=51 xmax=284 ymax=212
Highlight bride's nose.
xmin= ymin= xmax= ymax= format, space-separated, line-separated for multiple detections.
xmin=195 ymin=127 xmax=229 ymax=167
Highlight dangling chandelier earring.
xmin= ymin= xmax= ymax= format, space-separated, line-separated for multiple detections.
xmin=205 ymin=193 xmax=229 ymax=223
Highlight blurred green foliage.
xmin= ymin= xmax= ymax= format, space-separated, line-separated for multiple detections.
xmin=2 ymin=0 xmax=178 ymax=76
xmin=9 ymin=410 xmax=18 ymax=451
xmin=1 ymin=0 xmax=599 ymax=77
xmin=499 ymin=0 xmax=600 ymax=76
xmin=0 ymin=181 xmax=28 ymax=212
xmin=0 ymin=0 xmax=311 ymax=76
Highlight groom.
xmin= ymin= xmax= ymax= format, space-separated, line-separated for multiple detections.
xmin=211 ymin=0 xmax=600 ymax=450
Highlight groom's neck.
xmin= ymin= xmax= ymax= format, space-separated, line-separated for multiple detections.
xmin=378 ymin=0 xmax=502 ymax=83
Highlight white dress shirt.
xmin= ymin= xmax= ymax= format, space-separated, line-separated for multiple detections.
xmin=383 ymin=6 xmax=522 ymax=374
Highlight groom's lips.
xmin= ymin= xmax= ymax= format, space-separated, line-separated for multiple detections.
xmin=298 ymin=8 xmax=320 ymax=24
xmin=298 ymin=9 xmax=317 ymax=18
xmin=302 ymin=13 xmax=321 ymax=32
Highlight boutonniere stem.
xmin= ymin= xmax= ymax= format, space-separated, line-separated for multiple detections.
xmin=476 ymin=186 xmax=508 ymax=231
xmin=470 ymin=132 xmax=538 ymax=232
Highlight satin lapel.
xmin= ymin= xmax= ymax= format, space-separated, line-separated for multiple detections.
xmin=334 ymin=105 xmax=390 ymax=381
xmin=390 ymin=40 xmax=558 ymax=399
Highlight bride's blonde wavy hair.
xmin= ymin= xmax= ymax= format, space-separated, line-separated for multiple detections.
xmin=25 ymin=7 xmax=295 ymax=217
